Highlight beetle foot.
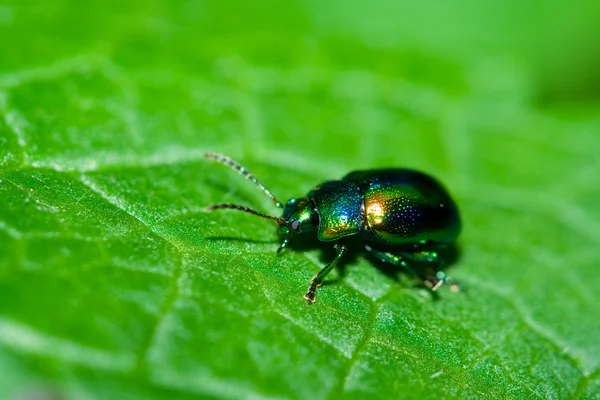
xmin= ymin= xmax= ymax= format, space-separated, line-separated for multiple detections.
xmin=446 ymin=277 xmax=462 ymax=292
xmin=424 ymin=271 xmax=461 ymax=292
xmin=304 ymin=280 xmax=319 ymax=304
xmin=423 ymin=278 xmax=444 ymax=291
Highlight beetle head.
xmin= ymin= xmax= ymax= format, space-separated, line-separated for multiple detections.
xmin=276 ymin=197 xmax=318 ymax=253
xmin=281 ymin=197 xmax=317 ymax=234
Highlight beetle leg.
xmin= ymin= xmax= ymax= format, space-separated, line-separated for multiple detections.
xmin=304 ymin=241 xmax=347 ymax=304
xmin=400 ymin=250 xmax=460 ymax=291
xmin=365 ymin=245 xmax=421 ymax=279
xmin=277 ymin=236 xmax=289 ymax=253
xmin=400 ymin=250 xmax=438 ymax=263
xmin=365 ymin=245 xmax=459 ymax=292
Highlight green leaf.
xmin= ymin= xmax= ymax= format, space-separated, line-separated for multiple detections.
xmin=2 ymin=1 xmax=600 ymax=399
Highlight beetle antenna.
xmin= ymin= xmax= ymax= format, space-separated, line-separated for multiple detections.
xmin=205 ymin=153 xmax=283 ymax=208
xmin=207 ymin=203 xmax=289 ymax=226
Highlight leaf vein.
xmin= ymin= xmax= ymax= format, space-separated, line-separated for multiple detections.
xmin=0 ymin=317 xmax=135 ymax=372
xmin=78 ymin=174 xmax=188 ymax=377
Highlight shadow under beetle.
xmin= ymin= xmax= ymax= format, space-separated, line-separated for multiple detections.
xmin=205 ymin=153 xmax=461 ymax=303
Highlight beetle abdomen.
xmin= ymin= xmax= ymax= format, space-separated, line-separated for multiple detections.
xmin=344 ymin=169 xmax=461 ymax=246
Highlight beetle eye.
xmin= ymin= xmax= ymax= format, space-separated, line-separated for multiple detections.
xmin=291 ymin=220 xmax=301 ymax=231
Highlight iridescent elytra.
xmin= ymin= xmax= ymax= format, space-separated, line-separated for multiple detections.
xmin=205 ymin=153 xmax=461 ymax=303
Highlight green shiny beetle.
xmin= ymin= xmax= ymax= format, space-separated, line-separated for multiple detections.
xmin=205 ymin=153 xmax=461 ymax=303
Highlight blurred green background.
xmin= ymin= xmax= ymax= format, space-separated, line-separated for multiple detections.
xmin=1 ymin=1 xmax=600 ymax=399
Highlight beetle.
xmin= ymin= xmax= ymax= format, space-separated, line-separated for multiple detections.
xmin=205 ymin=153 xmax=461 ymax=303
